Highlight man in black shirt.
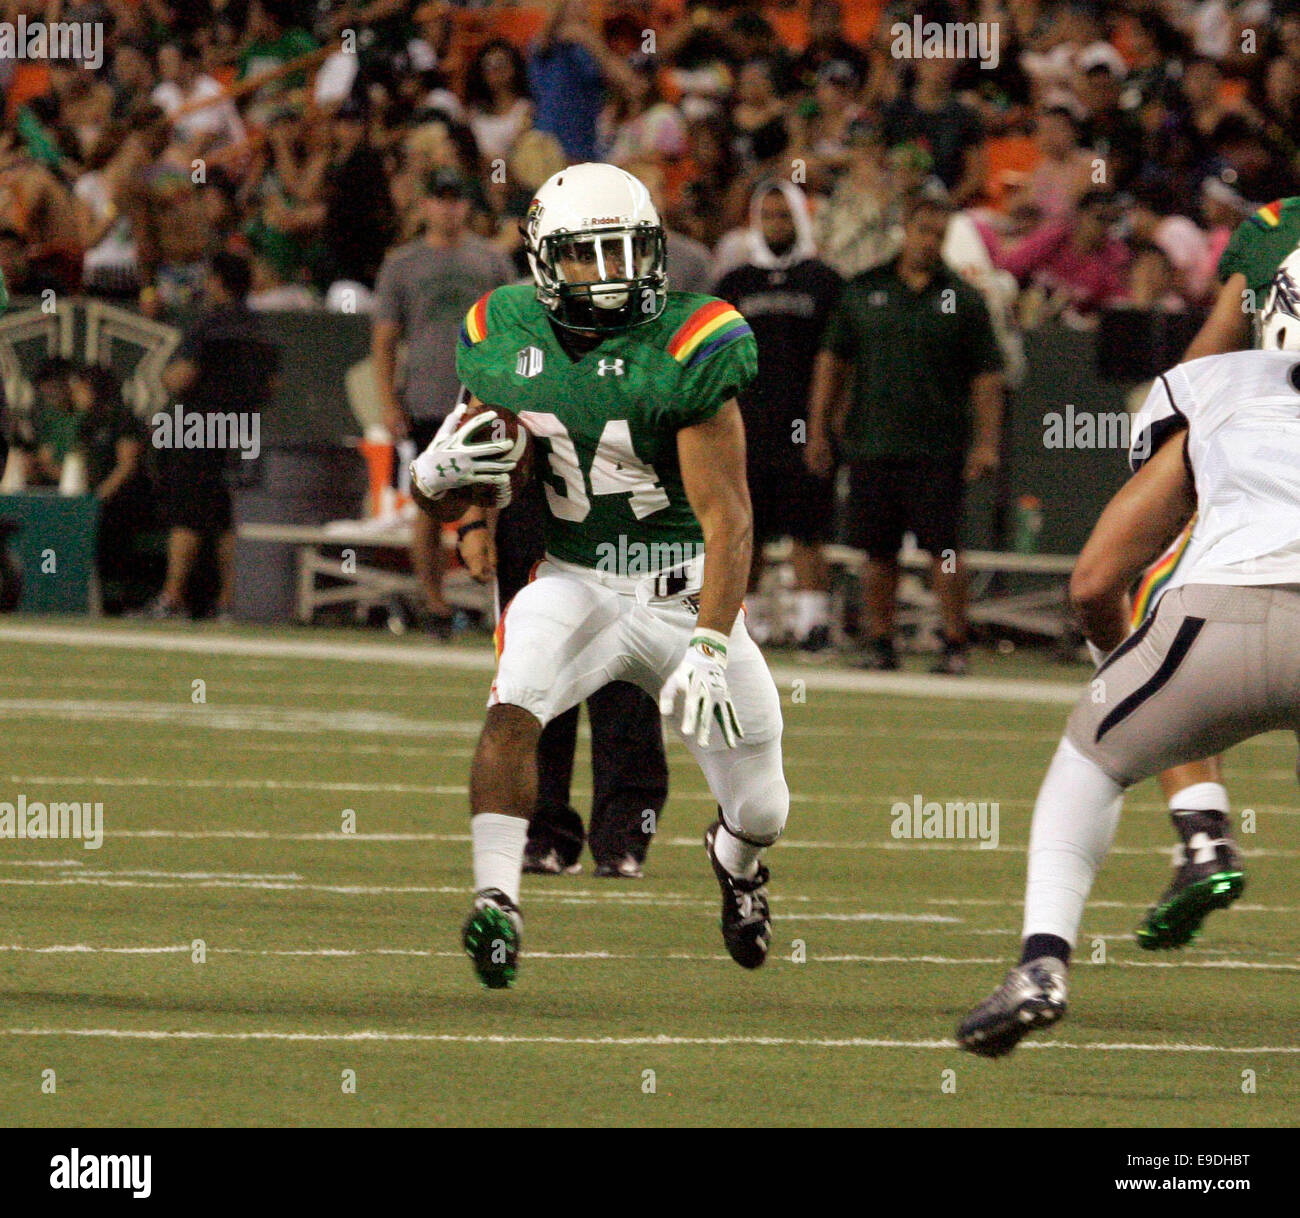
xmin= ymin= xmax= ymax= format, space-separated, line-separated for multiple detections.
xmin=714 ymin=181 xmax=842 ymax=650
xmin=807 ymin=198 xmax=1006 ymax=674
xmin=148 ymin=252 xmax=278 ymax=619
xmin=882 ymin=58 xmax=987 ymax=204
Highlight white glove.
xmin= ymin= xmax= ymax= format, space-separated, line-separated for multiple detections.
xmin=659 ymin=627 xmax=744 ymax=748
xmin=409 ymin=407 xmax=520 ymax=508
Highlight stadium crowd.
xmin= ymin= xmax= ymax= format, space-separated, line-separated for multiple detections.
xmin=2 ymin=0 xmax=1299 ymax=630
xmin=1 ymin=0 xmax=1295 ymax=318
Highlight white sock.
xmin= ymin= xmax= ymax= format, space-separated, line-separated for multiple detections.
xmin=794 ymin=590 xmax=830 ymax=638
xmin=1168 ymin=781 xmax=1228 ymax=813
xmin=713 ymin=821 xmax=760 ymax=879
xmin=1021 ymin=736 xmax=1124 ymax=948
xmin=471 ymin=812 xmax=528 ymax=904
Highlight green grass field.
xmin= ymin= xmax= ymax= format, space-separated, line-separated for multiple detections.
xmin=0 ymin=618 xmax=1296 ymax=1127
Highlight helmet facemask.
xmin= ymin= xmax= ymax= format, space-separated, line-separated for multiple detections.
xmin=529 ymin=223 xmax=667 ymax=332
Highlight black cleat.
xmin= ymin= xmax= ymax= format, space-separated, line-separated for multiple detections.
xmin=1136 ymin=833 xmax=1245 ymax=950
xmin=957 ymin=956 xmax=1068 ymax=1058
xmin=462 ymin=888 xmax=523 ymax=989
xmin=704 ymin=822 xmax=771 ymax=969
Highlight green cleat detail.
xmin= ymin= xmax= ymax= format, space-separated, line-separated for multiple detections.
xmin=462 ymin=889 xmax=523 ymax=988
xmin=1136 ymin=870 xmax=1245 ymax=950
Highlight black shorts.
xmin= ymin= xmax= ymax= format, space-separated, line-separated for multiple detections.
xmin=161 ymin=474 xmax=233 ymax=534
xmin=845 ymin=457 xmax=965 ymax=560
xmin=749 ymin=462 xmax=835 ymax=545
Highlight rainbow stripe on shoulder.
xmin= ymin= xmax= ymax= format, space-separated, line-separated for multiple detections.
xmin=1248 ymin=199 xmax=1284 ymax=229
xmin=667 ymin=299 xmax=752 ymax=368
xmin=459 ymin=292 xmax=491 ymax=348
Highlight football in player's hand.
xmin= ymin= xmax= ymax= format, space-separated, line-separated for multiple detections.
xmin=410 ymin=404 xmax=535 ymax=521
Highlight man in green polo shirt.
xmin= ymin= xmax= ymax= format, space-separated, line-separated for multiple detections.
xmin=807 ymin=195 xmax=1005 ymax=673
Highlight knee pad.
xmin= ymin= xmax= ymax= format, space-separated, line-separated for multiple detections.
xmin=718 ymin=748 xmax=790 ymax=847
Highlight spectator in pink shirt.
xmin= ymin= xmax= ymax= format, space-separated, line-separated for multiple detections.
xmin=992 ymin=189 xmax=1130 ymax=322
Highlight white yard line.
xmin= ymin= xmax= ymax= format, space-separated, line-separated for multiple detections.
xmin=1 ymin=1026 xmax=1297 ymax=1053
xmin=1 ymin=943 xmax=1295 ymax=971
xmin=0 ymin=623 xmax=1087 ymax=704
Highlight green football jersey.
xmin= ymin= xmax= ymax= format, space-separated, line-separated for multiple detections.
xmin=456 ymin=284 xmax=757 ymax=571
xmin=1218 ymin=196 xmax=1300 ymax=297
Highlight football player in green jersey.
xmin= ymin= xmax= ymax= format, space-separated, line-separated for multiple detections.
xmin=410 ymin=164 xmax=791 ymax=988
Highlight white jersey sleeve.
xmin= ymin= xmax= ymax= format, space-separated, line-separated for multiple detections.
xmin=1129 ymin=368 xmax=1195 ymax=471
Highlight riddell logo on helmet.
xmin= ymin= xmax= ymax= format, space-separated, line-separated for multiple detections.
xmin=586 ymin=216 xmax=622 ymax=225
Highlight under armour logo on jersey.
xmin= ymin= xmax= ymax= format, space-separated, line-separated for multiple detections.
xmin=596 ymin=358 xmax=625 ymax=377
xmin=868 ymin=290 xmax=888 ymax=307
xmin=515 ymin=345 xmax=544 ymax=378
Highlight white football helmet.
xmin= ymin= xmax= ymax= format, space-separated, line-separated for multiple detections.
xmin=524 ymin=162 xmax=667 ymax=332
xmin=1259 ymin=246 xmax=1300 ymax=350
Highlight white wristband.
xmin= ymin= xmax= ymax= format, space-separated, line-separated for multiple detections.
xmin=691 ymin=627 xmax=730 ymax=663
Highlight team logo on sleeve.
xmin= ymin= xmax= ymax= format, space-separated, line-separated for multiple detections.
xmin=515 ymin=346 xmax=544 ymax=378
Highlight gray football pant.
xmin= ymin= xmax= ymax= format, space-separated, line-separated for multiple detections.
xmin=1067 ymin=583 xmax=1300 ymax=788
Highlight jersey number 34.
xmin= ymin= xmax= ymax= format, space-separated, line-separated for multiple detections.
xmin=519 ymin=412 xmax=669 ymax=522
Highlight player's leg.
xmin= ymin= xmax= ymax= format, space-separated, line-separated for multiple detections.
xmin=492 ymin=485 xmax=588 ymax=875
xmin=634 ymin=600 xmax=789 ymax=967
xmin=788 ymin=465 xmax=834 ymax=652
xmin=743 ymin=460 xmax=778 ymax=644
xmin=160 ymin=526 xmax=202 ymax=612
xmin=913 ymin=456 xmax=970 ymax=675
xmin=462 ymin=570 xmax=626 ymax=988
xmin=523 ymin=706 xmax=587 ymax=874
xmin=1136 ymin=756 xmax=1243 ymax=949
xmin=958 ymin=584 xmax=1287 ymax=1055
xmin=1129 ymin=518 xmax=1242 ymax=948
xmin=846 ymin=460 xmax=905 ymax=669
xmin=586 ymin=680 xmax=668 ymax=877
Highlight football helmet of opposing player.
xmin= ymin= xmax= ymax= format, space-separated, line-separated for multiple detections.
xmin=1259 ymin=246 xmax=1300 ymax=350
xmin=523 ymin=162 xmax=668 ymax=332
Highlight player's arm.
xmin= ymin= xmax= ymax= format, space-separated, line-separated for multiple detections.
xmin=678 ymin=398 xmax=752 ymax=637
xmin=1070 ymin=430 xmax=1197 ymax=652
xmin=662 ymin=398 xmax=751 ymax=747
xmin=1180 ymin=271 xmax=1250 ymax=361
xmin=456 ymin=501 xmax=499 ymax=582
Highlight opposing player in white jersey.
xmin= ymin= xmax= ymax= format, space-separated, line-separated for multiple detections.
xmin=957 ymin=257 xmax=1300 ymax=1055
